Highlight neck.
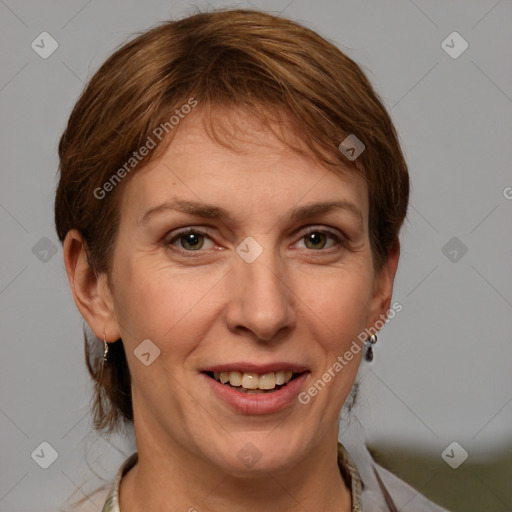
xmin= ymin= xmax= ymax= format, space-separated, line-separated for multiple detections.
xmin=120 ymin=423 xmax=352 ymax=512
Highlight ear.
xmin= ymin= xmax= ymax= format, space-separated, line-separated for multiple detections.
xmin=366 ymin=241 xmax=400 ymax=331
xmin=63 ymin=229 xmax=121 ymax=342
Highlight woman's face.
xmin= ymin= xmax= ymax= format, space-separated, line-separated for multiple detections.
xmin=99 ymin=109 xmax=397 ymax=473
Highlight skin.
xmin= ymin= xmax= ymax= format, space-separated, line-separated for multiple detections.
xmin=64 ymin=108 xmax=399 ymax=512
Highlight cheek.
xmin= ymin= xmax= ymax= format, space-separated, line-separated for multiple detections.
xmin=111 ymin=255 xmax=219 ymax=352
xmin=294 ymin=264 xmax=374 ymax=353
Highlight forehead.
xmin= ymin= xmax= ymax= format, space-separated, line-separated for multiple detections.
xmin=120 ymin=108 xmax=369 ymax=226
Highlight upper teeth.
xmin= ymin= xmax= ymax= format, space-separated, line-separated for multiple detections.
xmin=213 ymin=370 xmax=294 ymax=390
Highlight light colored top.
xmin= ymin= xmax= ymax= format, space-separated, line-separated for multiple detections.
xmin=99 ymin=442 xmax=450 ymax=512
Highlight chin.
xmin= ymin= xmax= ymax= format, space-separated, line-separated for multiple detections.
xmin=204 ymin=433 xmax=305 ymax=475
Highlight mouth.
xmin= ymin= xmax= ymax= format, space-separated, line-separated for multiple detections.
xmin=202 ymin=370 xmax=307 ymax=394
xmin=201 ymin=364 xmax=311 ymax=414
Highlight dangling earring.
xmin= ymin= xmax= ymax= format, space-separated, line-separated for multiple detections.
xmin=101 ymin=333 xmax=109 ymax=371
xmin=365 ymin=333 xmax=377 ymax=362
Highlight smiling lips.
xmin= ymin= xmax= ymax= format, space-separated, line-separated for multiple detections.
xmin=202 ymin=363 xmax=309 ymax=394
xmin=210 ymin=370 xmax=295 ymax=393
xmin=200 ymin=365 xmax=310 ymax=415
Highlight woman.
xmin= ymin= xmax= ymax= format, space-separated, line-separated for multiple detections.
xmin=56 ymin=9 xmax=449 ymax=512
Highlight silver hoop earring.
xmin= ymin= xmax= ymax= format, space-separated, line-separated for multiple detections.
xmin=365 ymin=333 xmax=377 ymax=362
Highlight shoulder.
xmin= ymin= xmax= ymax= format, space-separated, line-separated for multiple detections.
xmin=371 ymin=459 xmax=450 ymax=511
xmin=59 ymin=452 xmax=138 ymax=512
xmin=344 ymin=442 xmax=451 ymax=512
xmin=60 ymin=485 xmax=111 ymax=512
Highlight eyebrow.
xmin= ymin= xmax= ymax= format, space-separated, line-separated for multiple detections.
xmin=139 ymin=198 xmax=363 ymax=228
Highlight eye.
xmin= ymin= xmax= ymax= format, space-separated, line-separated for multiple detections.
xmin=166 ymin=226 xmax=348 ymax=254
xmin=167 ymin=229 xmax=215 ymax=251
xmin=296 ymin=228 xmax=347 ymax=251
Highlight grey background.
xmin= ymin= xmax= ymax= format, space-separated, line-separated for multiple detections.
xmin=1 ymin=0 xmax=511 ymax=511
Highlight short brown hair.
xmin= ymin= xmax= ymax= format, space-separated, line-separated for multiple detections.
xmin=55 ymin=8 xmax=409 ymax=434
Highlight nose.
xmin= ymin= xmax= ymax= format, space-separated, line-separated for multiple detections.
xmin=225 ymin=241 xmax=296 ymax=342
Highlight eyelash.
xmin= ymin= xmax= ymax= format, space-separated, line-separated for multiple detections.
xmin=166 ymin=226 xmax=349 ymax=256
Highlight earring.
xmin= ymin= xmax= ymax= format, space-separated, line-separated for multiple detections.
xmin=101 ymin=333 xmax=109 ymax=370
xmin=365 ymin=333 xmax=378 ymax=362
